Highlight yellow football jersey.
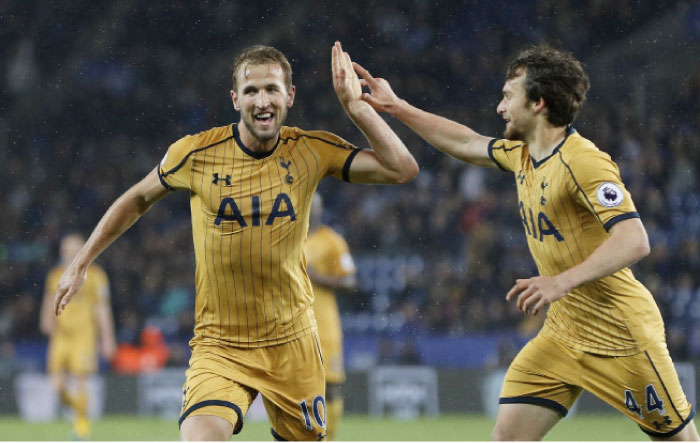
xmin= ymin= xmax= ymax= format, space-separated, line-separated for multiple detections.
xmin=44 ymin=264 xmax=109 ymax=345
xmin=158 ymin=123 xmax=359 ymax=348
xmin=306 ymin=225 xmax=355 ymax=383
xmin=488 ymin=127 xmax=665 ymax=356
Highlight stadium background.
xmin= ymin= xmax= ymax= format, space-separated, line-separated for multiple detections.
xmin=2 ymin=0 xmax=700 ymax=439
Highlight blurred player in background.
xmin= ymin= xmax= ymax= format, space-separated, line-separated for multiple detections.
xmin=306 ymin=192 xmax=357 ymax=440
xmin=353 ymin=43 xmax=699 ymax=441
xmin=39 ymin=233 xmax=116 ymax=439
xmin=53 ymin=42 xmax=417 ymax=441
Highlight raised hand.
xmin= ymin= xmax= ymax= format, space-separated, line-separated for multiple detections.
xmin=332 ymin=41 xmax=362 ymax=110
xmin=352 ymin=61 xmax=402 ymax=114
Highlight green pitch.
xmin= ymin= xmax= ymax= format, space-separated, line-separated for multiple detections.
xmin=0 ymin=413 xmax=668 ymax=440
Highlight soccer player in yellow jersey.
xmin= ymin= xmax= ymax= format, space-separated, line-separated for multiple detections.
xmin=306 ymin=192 xmax=357 ymax=441
xmin=39 ymin=233 xmax=116 ymax=439
xmin=354 ymin=44 xmax=699 ymax=440
xmin=53 ymin=42 xmax=417 ymax=441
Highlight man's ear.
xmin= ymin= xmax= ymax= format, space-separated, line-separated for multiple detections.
xmin=231 ymin=90 xmax=240 ymax=111
xmin=287 ymin=85 xmax=296 ymax=108
xmin=532 ymin=97 xmax=546 ymax=114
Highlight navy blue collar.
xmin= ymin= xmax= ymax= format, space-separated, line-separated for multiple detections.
xmin=233 ymin=123 xmax=280 ymax=159
xmin=531 ymin=126 xmax=575 ymax=169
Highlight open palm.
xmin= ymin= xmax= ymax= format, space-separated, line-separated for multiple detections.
xmin=332 ymin=41 xmax=362 ymax=108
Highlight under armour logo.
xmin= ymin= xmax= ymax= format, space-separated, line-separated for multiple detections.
xmin=280 ymin=158 xmax=293 ymax=184
xmin=212 ymin=173 xmax=232 ymax=186
xmin=517 ymin=170 xmax=525 ymax=185
xmin=316 ymin=431 xmax=327 ymax=441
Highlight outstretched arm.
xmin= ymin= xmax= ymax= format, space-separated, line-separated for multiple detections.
xmin=507 ymin=218 xmax=650 ymax=315
xmin=55 ymin=167 xmax=169 ymax=315
xmin=332 ymin=42 xmax=418 ymax=184
xmin=353 ymin=62 xmax=495 ymax=167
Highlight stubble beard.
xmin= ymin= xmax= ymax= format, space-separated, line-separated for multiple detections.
xmin=242 ymin=108 xmax=288 ymax=143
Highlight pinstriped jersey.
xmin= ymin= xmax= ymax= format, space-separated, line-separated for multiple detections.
xmin=158 ymin=123 xmax=359 ymax=348
xmin=488 ymin=127 xmax=665 ymax=356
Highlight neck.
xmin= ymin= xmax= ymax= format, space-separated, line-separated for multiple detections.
xmin=238 ymin=120 xmax=279 ymax=153
xmin=525 ymin=124 xmax=568 ymax=162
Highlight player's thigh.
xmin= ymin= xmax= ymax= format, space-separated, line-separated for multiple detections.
xmin=499 ymin=335 xmax=583 ymax=416
xmin=581 ymin=340 xmax=695 ymax=439
xmin=67 ymin=340 xmax=97 ymax=376
xmin=179 ymin=365 xmax=256 ymax=438
xmin=260 ymin=332 xmax=327 ymax=441
xmin=650 ymin=421 xmax=700 ymax=441
xmin=47 ymin=338 xmax=69 ymax=375
xmin=492 ymin=403 xmax=562 ymax=441
xmin=180 ymin=415 xmax=233 ymax=441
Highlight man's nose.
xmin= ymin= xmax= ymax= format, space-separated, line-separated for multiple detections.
xmin=256 ymin=91 xmax=269 ymax=108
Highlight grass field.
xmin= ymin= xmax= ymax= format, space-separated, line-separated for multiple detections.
xmin=0 ymin=413 xmax=669 ymax=441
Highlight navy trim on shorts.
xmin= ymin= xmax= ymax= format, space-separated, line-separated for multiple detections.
xmin=342 ymin=149 xmax=361 ymax=182
xmin=639 ymin=406 xmax=696 ymax=438
xmin=271 ymin=428 xmax=289 ymax=441
xmin=499 ymin=396 xmax=569 ymax=417
xmin=178 ymin=399 xmax=244 ymax=434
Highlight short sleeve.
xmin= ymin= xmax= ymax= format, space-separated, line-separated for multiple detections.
xmin=488 ymin=138 xmax=525 ymax=172
xmin=566 ymin=151 xmax=639 ymax=231
xmin=302 ymin=130 xmax=360 ymax=181
xmin=158 ymin=135 xmax=197 ymax=190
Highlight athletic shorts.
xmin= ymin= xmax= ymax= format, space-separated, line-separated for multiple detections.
xmin=179 ymin=331 xmax=327 ymax=441
xmin=499 ymin=333 xmax=695 ymax=438
xmin=47 ymin=337 xmax=97 ymax=376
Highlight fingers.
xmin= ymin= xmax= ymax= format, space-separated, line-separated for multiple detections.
xmin=505 ymin=279 xmax=528 ymax=301
xmin=54 ymin=287 xmax=74 ymax=316
xmin=360 ymin=92 xmax=381 ymax=110
xmin=352 ymin=61 xmax=375 ymax=82
xmin=517 ymin=285 xmax=538 ymax=313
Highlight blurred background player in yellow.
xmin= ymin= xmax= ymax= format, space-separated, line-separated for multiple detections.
xmin=39 ymin=233 xmax=116 ymax=439
xmin=306 ymin=192 xmax=357 ymax=441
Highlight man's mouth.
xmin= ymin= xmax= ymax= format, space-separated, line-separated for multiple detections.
xmin=255 ymin=112 xmax=274 ymax=125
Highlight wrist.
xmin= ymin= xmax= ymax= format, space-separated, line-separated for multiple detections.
xmin=387 ymin=98 xmax=410 ymax=117
xmin=556 ymin=272 xmax=576 ymax=294
xmin=345 ymin=100 xmax=372 ymax=117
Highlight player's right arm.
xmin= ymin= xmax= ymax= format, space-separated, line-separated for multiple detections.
xmin=353 ymin=62 xmax=495 ymax=168
xmin=54 ymin=167 xmax=169 ymax=315
xmin=39 ymin=278 xmax=56 ymax=335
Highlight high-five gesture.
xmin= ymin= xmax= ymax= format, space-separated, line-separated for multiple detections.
xmin=352 ymin=62 xmax=403 ymax=114
xmin=332 ymin=41 xmax=363 ymax=110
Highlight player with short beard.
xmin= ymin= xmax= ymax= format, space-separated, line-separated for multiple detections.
xmin=53 ymin=42 xmax=418 ymax=441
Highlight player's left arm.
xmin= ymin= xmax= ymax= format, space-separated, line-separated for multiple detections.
xmin=332 ymin=41 xmax=418 ymax=185
xmin=508 ymin=216 xmax=650 ymax=316
xmin=95 ymin=274 xmax=117 ymax=361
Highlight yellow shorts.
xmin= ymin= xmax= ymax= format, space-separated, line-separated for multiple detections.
xmin=47 ymin=336 xmax=97 ymax=376
xmin=179 ymin=331 xmax=327 ymax=441
xmin=500 ymin=333 xmax=695 ymax=438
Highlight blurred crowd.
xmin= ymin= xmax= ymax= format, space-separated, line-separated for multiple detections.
xmin=2 ymin=0 xmax=700 ymax=370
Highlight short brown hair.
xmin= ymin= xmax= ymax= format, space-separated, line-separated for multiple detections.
xmin=232 ymin=45 xmax=292 ymax=92
xmin=506 ymin=44 xmax=590 ymax=127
